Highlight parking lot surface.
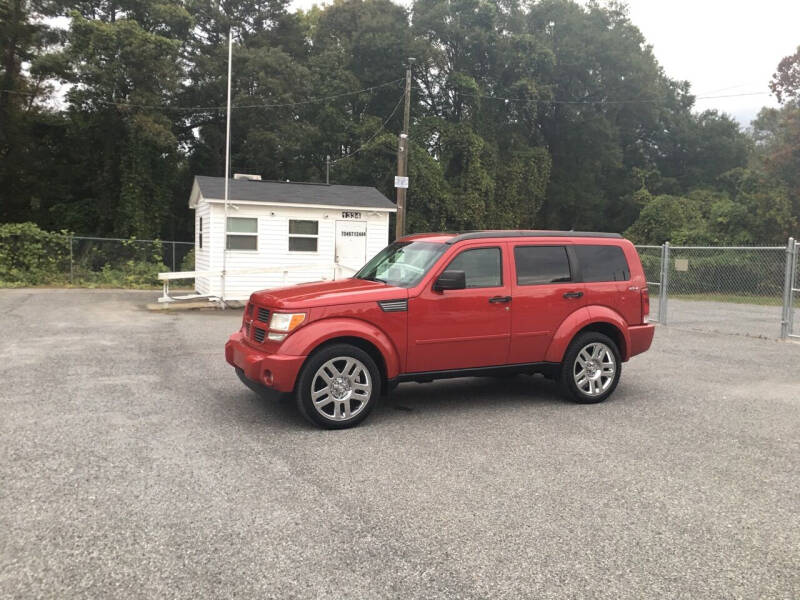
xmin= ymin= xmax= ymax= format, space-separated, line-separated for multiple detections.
xmin=654 ymin=297 xmax=786 ymax=339
xmin=1 ymin=289 xmax=799 ymax=599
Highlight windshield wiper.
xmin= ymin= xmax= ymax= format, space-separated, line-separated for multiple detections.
xmin=355 ymin=274 xmax=386 ymax=283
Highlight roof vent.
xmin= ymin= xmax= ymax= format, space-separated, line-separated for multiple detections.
xmin=233 ymin=173 xmax=261 ymax=181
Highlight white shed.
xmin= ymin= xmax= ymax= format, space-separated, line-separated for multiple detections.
xmin=188 ymin=175 xmax=397 ymax=301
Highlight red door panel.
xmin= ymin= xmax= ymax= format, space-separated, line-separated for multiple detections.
xmin=508 ymin=282 xmax=586 ymax=363
xmin=507 ymin=244 xmax=586 ymax=364
xmin=406 ymin=245 xmax=511 ymax=372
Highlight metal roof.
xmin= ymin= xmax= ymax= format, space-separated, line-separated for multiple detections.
xmin=193 ymin=176 xmax=397 ymax=210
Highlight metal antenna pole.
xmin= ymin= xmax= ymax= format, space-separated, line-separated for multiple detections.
xmin=326 ymin=155 xmax=330 ymax=185
xmin=395 ymin=58 xmax=414 ymax=240
xmin=221 ymin=28 xmax=233 ymax=306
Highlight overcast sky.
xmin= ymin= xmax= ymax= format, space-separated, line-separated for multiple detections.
xmin=289 ymin=0 xmax=800 ymax=126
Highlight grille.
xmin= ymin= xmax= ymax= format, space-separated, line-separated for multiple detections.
xmin=253 ymin=327 xmax=266 ymax=343
xmin=244 ymin=322 xmax=251 ymax=336
xmin=257 ymin=307 xmax=270 ymax=323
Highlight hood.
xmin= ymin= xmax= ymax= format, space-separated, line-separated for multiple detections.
xmin=250 ymin=278 xmax=408 ymax=309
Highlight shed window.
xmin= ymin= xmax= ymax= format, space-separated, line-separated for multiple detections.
xmin=199 ymin=216 xmax=203 ymax=249
xmin=289 ymin=220 xmax=318 ymax=252
xmin=227 ymin=217 xmax=258 ymax=251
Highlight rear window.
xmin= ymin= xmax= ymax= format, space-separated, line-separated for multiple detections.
xmin=514 ymin=246 xmax=572 ymax=285
xmin=575 ymin=245 xmax=630 ymax=282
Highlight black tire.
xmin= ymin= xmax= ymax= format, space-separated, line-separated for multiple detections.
xmin=560 ymin=332 xmax=622 ymax=404
xmin=295 ymin=344 xmax=381 ymax=429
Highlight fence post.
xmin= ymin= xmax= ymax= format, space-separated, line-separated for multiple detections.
xmin=782 ymin=237 xmax=796 ymax=339
xmin=69 ymin=235 xmax=74 ymax=285
xmin=790 ymin=239 xmax=798 ymax=337
xmin=659 ymin=242 xmax=670 ymax=325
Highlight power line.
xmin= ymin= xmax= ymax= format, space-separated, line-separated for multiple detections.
xmin=98 ymin=79 xmax=403 ymax=111
xmin=456 ymin=90 xmax=770 ymax=105
xmin=330 ymin=92 xmax=405 ymax=165
xmin=229 ymin=91 xmax=405 ymax=173
xmin=0 ymin=79 xmax=404 ymax=112
xmin=2 ymin=85 xmax=771 ymax=110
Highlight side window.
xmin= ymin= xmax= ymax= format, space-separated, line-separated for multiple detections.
xmin=575 ymin=245 xmax=630 ymax=282
xmin=444 ymin=247 xmax=502 ymax=288
xmin=199 ymin=216 xmax=203 ymax=249
xmin=514 ymin=246 xmax=571 ymax=285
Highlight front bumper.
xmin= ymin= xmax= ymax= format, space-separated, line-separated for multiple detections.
xmin=225 ymin=331 xmax=306 ymax=392
xmin=628 ymin=323 xmax=655 ymax=358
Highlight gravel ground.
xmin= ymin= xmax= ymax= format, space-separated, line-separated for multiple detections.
xmin=1 ymin=288 xmax=798 ymax=599
xmin=659 ymin=298 xmax=786 ymax=339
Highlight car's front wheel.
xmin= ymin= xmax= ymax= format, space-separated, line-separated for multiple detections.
xmin=295 ymin=344 xmax=381 ymax=429
xmin=560 ymin=332 xmax=621 ymax=404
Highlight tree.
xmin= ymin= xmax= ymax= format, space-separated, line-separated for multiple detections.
xmin=769 ymin=45 xmax=800 ymax=104
xmin=0 ymin=0 xmax=62 ymax=224
xmin=624 ymin=193 xmax=709 ymax=245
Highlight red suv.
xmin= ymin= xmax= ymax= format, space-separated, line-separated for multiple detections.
xmin=226 ymin=231 xmax=654 ymax=428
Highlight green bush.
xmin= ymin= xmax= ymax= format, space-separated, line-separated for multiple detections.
xmin=180 ymin=248 xmax=195 ymax=272
xmin=0 ymin=222 xmax=169 ymax=288
xmin=0 ymin=222 xmax=71 ymax=287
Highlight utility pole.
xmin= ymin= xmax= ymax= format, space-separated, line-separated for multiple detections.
xmin=326 ymin=154 xmax=330 ymax=185
xmin=395 ymin=58 xmax=414 ymax=240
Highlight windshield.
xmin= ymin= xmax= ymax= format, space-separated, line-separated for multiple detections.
xmin=355 ymin=241 xmax=446 ymax=288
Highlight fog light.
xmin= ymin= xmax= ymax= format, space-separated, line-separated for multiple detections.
xmin=268 ymin=332 xmax=287 ymax=342
xmin=262 ymin=370 xmax=273 ymax=386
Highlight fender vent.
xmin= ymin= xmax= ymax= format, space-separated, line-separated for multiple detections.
xmin=253 ymin=327 xmax=266 ymax=343
xmin=378 ymin=299 xmax=408 ymax=312
xmin=257 ymin=308 xmax=270 ymax=323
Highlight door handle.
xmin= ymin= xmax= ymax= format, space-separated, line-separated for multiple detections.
xmin=563 ymin=291 xmax=583 ymax=299
xmin=489 ymin=296 xmax=512 ymax=303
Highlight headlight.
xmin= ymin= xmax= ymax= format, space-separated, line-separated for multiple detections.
xmin=269 ymin=312 xmax=306 ymax=333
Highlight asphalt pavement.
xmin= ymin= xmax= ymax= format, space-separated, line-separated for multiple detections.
xmin=1 ymin=289 xmax=798 ymax=599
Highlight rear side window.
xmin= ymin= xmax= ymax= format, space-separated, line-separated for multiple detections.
xmin=444 ymin=247 xmax=502 ymax=288
xmin=575 ymin=245 xmax=630 ymax=282
xmin=514 ymin=246 xmax=571 ymax=285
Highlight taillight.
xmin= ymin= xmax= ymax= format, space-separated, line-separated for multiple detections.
xmin=641 ymin=287 xmax=650 ymax=322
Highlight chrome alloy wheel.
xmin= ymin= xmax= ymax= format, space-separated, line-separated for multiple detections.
xmin=310 ymin=356 xmax=372 ymax=421
xmin=573 ymin=342 xmax=616 ymax=397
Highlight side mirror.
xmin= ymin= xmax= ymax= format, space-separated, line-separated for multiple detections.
xmin=434 ymin=270 xmax=466 ymax=291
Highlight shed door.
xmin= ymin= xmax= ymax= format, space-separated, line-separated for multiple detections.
xmin=335 ymin=220 xmax=368 ymax=278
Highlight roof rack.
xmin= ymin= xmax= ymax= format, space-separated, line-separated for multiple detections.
xmin=445 ymin=230 xmax=622 ymax=244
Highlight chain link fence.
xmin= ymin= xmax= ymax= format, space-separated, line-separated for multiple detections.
xmin=787 ymin=239 xmax=799 ymax=340
xmin=636 ymin=239 xmax=798 ymax=339
xmin=635 ymin=245 xmax=663 ymax=323
xmin=3 ymin=229 xmax=798 ymax=339
xmin=0 ymin=233 xmax=194 ymax=288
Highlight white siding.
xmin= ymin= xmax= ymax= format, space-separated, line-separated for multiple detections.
xmin=194 ymin=201 xmax=211 ymax=295
xmin=198 ymin=202 xmax=391 ymax=300
xmin=366 ymin=215 xmax=389 ymax=264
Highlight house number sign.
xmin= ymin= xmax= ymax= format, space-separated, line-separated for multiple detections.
xmin=341 ymin=211 xmax=362 ymax=219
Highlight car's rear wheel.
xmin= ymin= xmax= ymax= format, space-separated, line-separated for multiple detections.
xmin=296 ymin=344 xmax=381 ymax=429
xmin=560 ymin=332 xmax=621 ymax=404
